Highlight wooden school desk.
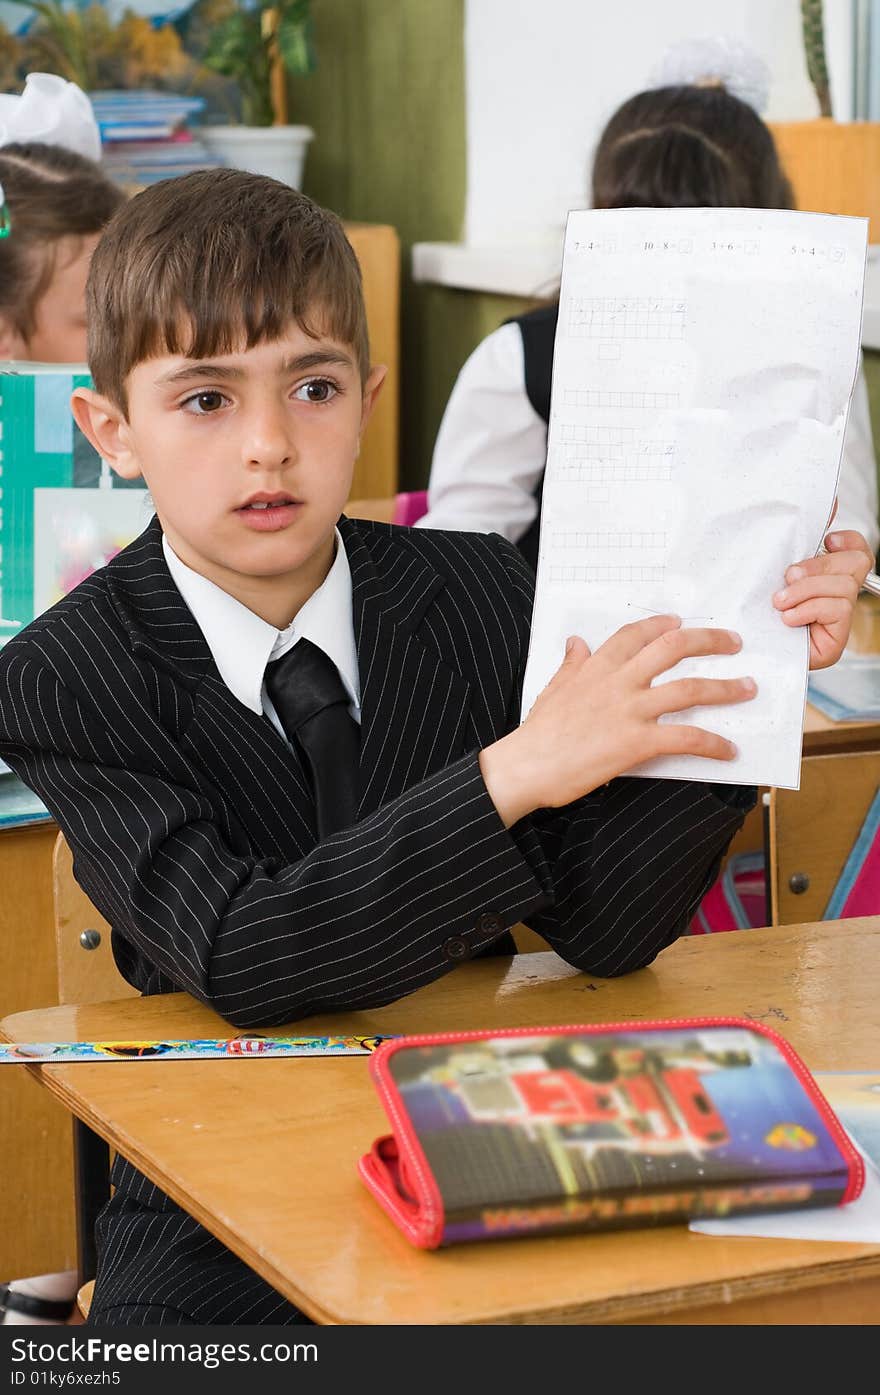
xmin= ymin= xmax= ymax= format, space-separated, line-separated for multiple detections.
xmin=3 ymin=919 xmax=880 ymax=1325
xmin=802 ymin=703 xmax=880 ymax=755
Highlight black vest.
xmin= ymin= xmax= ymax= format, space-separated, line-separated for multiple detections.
xmin=509 ymin=302 xmax=559 ymax=570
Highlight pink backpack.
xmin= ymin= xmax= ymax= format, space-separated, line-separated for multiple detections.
xmin=690 ymin=788 xmax=880 ymax=933
xmin=689 ymin=852 xmax=767 ymax=934
xmin=392 ymin=491 xmax=429 ymax=527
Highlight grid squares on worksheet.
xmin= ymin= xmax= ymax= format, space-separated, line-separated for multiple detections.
xmin=561 ymin=388 xmax=680 ymax=409
xmin=547 ymin=564 xmax=666 ymax=583
xmin=549 ymin=461 xmax=674 ymax=484
xmin=568 ymin=297 xmax=685 ymax=339
xmin=550 ymin=531 xmax=667 ymax=550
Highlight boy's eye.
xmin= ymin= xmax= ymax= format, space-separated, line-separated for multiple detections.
xmin=182 ymin=391 xmax=228 ymax=414
xmin=294 ymin=378 xmax=338 ymax=403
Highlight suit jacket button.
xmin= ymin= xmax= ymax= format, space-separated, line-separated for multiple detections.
xmin=443 ymin=936 xmax=469 ymax=962
xmin=476 ymin=912 xmax=504 ymax=937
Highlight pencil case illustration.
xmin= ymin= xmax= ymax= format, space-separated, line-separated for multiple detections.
xmin=359 ymin=1018 xmax=863 ymax=1247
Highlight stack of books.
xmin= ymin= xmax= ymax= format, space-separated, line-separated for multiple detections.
xmin=91 ymin=90 xmax=224 ymax=186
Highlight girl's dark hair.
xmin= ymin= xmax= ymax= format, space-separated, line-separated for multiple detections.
xmin=0 ymin=141 xmax=125 ymax=340
xmin=591 ymin=85 xmax=794 ymax=211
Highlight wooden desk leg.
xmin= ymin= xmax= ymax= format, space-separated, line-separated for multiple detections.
xmin=73 ymin=1120 xmax=110 ymax=1286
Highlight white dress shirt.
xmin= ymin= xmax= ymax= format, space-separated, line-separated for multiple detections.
xmin=162 ymin=529 xmax=361 ymax=743
xmin=417 ymin=320 xmax=880 ymax=554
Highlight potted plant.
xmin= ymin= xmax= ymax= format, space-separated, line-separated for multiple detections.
xmin=197 ymin=0 xmax=315 ymax=187
xmin=769 ymin=0 xmax=880 ymax=242
xmin=2 ymin=2 xmax=198 ymax=96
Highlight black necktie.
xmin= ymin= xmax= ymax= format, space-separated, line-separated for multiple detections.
xmin=264 ymin=638 xmax=360 ymax=837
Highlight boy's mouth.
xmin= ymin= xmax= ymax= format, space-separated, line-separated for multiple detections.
xmin=236 ymin=493 xmax=302 ymax=532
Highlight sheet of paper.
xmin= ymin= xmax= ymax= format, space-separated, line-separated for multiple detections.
xmin=690 ymin=1072 xmax=880 ymax=1243
xmin=690 ymin=1144 xmax=880 ymax=1243
xmin=520 ymin=208 xmax=868 ymax=789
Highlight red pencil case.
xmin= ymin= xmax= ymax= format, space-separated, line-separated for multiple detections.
xmin=358 ymin=1018 xmax=863 ymax=1248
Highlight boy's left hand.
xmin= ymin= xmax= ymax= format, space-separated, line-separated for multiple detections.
xmin=773 ymin=529 xmax=874 ymax=670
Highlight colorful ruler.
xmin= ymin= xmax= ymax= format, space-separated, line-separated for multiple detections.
xmin=0 ymin=1034 xmax=398 ymax=1064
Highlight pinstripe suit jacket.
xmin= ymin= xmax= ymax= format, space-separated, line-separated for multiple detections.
xmin=0 ymin=514 xmax=754 ymax=1322
xmin=0 ymin=514 xmax=754 ymax=1025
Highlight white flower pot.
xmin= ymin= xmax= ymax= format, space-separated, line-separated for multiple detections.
xmin=198 ymin=124 xmax=314 ymax=188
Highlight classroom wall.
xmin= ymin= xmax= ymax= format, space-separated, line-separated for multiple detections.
xmin=292 ymin=0 xmax=471 ymax=489
xmin=463 ymin=0 xmax=854 ymax=245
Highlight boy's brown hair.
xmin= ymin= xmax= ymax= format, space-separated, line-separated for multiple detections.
xmin=0 ymin=141 xmax=125 ymax=342
xmin=87 ymin=168 xmax=370 ymax=413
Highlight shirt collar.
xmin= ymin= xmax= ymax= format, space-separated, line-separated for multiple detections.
xmin=161 ymin=529 xmax=360 ymax=717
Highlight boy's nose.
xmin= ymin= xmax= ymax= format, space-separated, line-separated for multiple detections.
xmin=243 ymin=405 xmax=296 ymax=468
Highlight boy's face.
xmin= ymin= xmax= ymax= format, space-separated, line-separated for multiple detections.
xmin=73 ymin=318 xmax=384 ymax=626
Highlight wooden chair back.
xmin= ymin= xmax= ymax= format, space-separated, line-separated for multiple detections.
xmin=52 ymin=834 xmax=136 ymax=1006
xmin=511 ymin=924 xmax=547 ymax=953
xmin=51 ymin=835 xmax=135 ymax=1284
xmin=345 ymin=496 xmax=397 ymax=524
xmin=76 ymin=1279 xmax=94 ymax=1320
xmin=768 ymin=120 xmax=880 ymax=242
xmin=343 ymin=223 xmax=400 ymax=500
xmin=769 ymin=751 xmax=880 ymax=925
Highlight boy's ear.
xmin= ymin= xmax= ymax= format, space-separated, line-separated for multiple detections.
xmin=70 ymin=387 xmax=142 ymax=481
xmin=359 ymin=364 xmax=387 ymax=437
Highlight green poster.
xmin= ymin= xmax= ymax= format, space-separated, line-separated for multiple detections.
xmin=0 ymin=366 xmax=149 ymax=644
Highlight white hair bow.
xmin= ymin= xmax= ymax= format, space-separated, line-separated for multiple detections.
xmin=649 ymin=35 xmax=772 ymax=116
xmin=0 ymin=72 xmax=101 ymax=161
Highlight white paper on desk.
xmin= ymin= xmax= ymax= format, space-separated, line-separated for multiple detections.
xmin=690 ymin=1071 xmax=880 ymax=1242
xmin=689 ymin=1146 xmax=880 ymax=1244
xmin=520 ymin=208 xmax=868 ymax=789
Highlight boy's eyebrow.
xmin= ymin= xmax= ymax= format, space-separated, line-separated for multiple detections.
xmin=283 ymin=350 xmax=356 ymax=373
xmin=156 ymin=363 xmax=244 ymax=384
xmin=156 ymin=349 xmax=356 ymax=386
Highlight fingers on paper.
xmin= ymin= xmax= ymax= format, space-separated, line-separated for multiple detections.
xmin=824 ymin=528 xmax=875 ymax=565
xmin=775 ymin=572 xmax=859 ymax=612
xmin=643 ymin=675 xmax=756 ymax=720
xmin=778 ymin=596 xmax=854 ymax=629
xmin=652 ymin=723 xmax=738 ymax=762
xmin=596 ymin=613 xmax=682 ymax=667
xmin=631 ymin=625 xmax=743 ymax=682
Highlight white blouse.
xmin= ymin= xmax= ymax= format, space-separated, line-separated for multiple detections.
xmin=417 ymin=321 xmax=880 ymax=555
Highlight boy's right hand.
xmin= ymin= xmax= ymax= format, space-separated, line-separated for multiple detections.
xmin=479 ymin=614 xmax=756 ymax=828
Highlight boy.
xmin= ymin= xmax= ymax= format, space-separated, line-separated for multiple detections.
xmin=0 ymin=170 xmax=870 ymax=1325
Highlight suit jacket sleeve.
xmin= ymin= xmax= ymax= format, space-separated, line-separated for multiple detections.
xmin=0 ymin=633 xmax=554 ymax=1028
xmin=492 ymin=537 xmax=757 ymax=975
xmin=0 ymin=548 xmax=752 ymax=1028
